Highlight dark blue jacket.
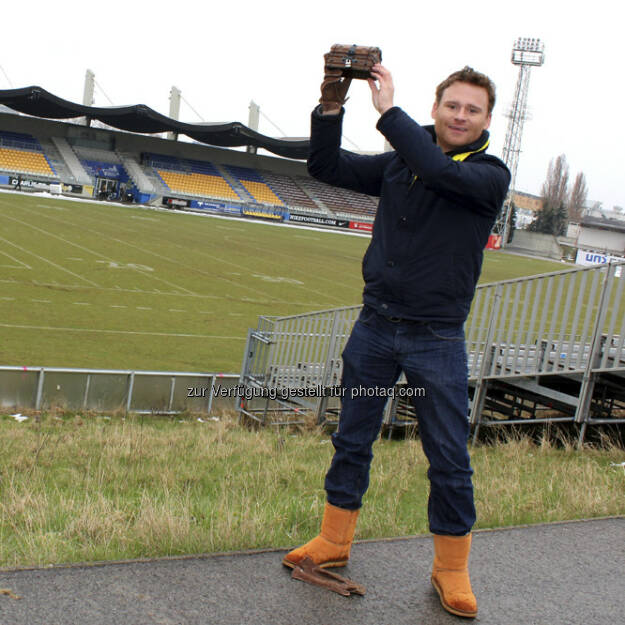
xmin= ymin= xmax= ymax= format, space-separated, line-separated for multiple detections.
xmin=307 ymin=105 xmax=511 ymax=323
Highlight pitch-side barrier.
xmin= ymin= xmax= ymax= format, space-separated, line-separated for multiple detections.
xmin=238 ymin=261 xmax=625 ymax=444
xmin=0 ymin=367 xmax=238 ymax=416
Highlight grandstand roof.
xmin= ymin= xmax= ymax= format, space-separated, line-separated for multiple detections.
xmin=0 ymin=86 xmax=309 ymax=160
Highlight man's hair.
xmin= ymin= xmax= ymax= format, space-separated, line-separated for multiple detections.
xmin=435 ymin=66 xmax=496 ymax=114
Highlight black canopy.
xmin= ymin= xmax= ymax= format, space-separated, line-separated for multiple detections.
xmin=0 ymin=86 xmax=309 ymax=160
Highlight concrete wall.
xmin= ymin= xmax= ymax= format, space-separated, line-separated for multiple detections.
xmin=578 ymin=227 xmax=625 ymax=256
xmin=507 ymin=229 xmax=562 ymax=260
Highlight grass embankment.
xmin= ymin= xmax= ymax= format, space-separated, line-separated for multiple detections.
xmin=1 ymin=413 xmax=623 ymax=569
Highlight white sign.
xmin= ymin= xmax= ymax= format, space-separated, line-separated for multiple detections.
xmin=576 ymin=250 xmax=625 ymax=265
xmin=576 ymin=250 xmax=625 ymax=276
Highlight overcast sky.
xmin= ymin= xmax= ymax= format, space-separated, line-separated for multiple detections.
xmin=1 ymin=0 xmax=621 ymax=209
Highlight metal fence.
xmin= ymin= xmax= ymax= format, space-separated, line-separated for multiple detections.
xmin=239 ymin=261 xmax=625 ymax=442
xmin=0 ymin=366 xmax=239 ymax=416
xmin=238 ymin=306 xmax=361 ymax=425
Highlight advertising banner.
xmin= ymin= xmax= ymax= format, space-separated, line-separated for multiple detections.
xmin=243 ymin=209 xmax=282 ymax=221
xmin=288 ymin=213 xmax=349 ymax=228
xmin=191 ymin=200 xmax=225 ymax=212
xmin=485 ymin=234 xmax=502 ymax=249
xmin=349 ymin=221 xmax=373 ymax=233
xmin=576 ymin=249 xmax=625 ymax=276
xmin=62 ymin=183 xmax=83 ymax=194
xmin=8 ymin=176 xmax=54 ymax=191
xmin=163 ymin=197 xmax=190 ymax=208
xmin=86 ymin=161 xmax=127 ymax=181
xmin=223 ymin=205 xmax=243 ymax=215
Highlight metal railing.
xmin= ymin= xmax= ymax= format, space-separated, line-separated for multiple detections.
xmin=238 ymin=261 xmax=625 ymax=442
xmin=0 ymin=366 xmax=239 ymax=416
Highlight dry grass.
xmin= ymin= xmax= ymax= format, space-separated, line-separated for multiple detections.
xmin=0 ymin=412 xmax=623 ymax=569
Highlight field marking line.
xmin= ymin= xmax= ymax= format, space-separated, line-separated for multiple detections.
xmin=9 ymin=208 xmax=200 ymax=294
xmin=136 ymin=306 xmax=152 ymax=310
xmin=0 ymin=297 xmax=15 ymax=301
xmin=0 ymin=278 xmax=323 ymax=307
xmin=36 ymin=203 xmax=65 ymax=210
xmin=3 ymin=208 xmax=197 ymax=296
xmin=0 ymin=249 xmax=32 ymax=269
xmin=73 ymin=302 xmax=91 ymax=306
xmin=110 ymin=305 xmax=127 ymax=308
xmin=29 ymin=203 xmax=303 ymax=304
xmin=100 ymin=236 xmax=284 ymax=302
xmin=0 ymin=234 xmax=100 ymax=287
xmin=31 ymin=299 xmax=52 ymax=303
xmin=0 ymin=323 xmax=246 ymax=340
xmin=43 ymin=201 xmax=350 ymax=304
xmin=221 ymin=235 xmax=359 ymax=302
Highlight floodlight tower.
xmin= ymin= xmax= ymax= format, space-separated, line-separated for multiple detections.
xmin=167 ymin=86 xmax=181 ymax=140
xmin=494 ymin=37 xmax=545 ymax=246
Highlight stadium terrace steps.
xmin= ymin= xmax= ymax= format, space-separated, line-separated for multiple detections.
xmin=50 ymin=137 xmax=92 ymax=185
xmin=147 ymin=153 xmax=241 ymax=202
xmin=38 ymin=138 xmax=78 ymax=184
xmin=226 ymin=165 xmax=285 ymax=207
xmin=296 ymin=175 xmax=377 ymax=217
xmin=117 ymin=151 xmax=156 ymax=194
xmin=260 ymin=171 xmax=324 ymax=213
xmin=216 ymin=164 xmax=255 ymax=204
xmin=74 ymin=146 xmax=122 ymax=164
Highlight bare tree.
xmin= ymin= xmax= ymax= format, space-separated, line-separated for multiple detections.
xmin=568 ymin=172 xmax=588 ymax=222
xmin=541 ymin=154 xmax=569 ymax=210
xmin=530 ymin=154 xmax=570 ymax=235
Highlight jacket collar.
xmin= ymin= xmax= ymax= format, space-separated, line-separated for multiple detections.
xmin=423 ymin=125 xmax=490 ymax=160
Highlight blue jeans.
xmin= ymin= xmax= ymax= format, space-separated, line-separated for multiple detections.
xmin=325 ymin=305 xmax=476 ymax=536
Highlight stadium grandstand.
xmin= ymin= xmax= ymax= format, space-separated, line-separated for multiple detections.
xmin=0 ymin=87 xmax=376 ymax=231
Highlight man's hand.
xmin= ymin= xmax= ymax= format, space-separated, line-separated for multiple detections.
xmin=368 ymin=64 xmax=394 ymax=116
xmin=319 ymin=65 xmax=352 ymax=116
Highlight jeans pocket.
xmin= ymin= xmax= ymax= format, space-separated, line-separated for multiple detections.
xmin=425 ymin=322 xmax=464 ymax=341
xmin=358 ymin=305 xmax=378 ymax=328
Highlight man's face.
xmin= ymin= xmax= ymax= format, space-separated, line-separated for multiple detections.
xmin=431 ymin=82 xmax=491 ymax=153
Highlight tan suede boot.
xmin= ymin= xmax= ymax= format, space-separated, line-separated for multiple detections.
xmin=431 ymin=534 xmax=477 ymax=618
xmin=282 ymin=502 xmax=359 ymax=569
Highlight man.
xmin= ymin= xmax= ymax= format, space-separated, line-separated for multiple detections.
xmin=282 ymin=62 xmax=510 ymax=619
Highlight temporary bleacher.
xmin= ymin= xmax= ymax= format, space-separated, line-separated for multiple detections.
xmin=0 ymin=131 xmax=56 ymax=178
xmin=226 ymin=165 xmax=284 ymax=207
xmin=149 ymin=153 xmax=240 ymax=202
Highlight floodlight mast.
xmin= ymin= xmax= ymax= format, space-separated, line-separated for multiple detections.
xmin=167 ymin=86 xmax=181 ymax=140
xmin=494 ymin=37 xmax=545 ymax=247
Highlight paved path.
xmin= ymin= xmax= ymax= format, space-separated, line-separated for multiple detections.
xmin=1 ymin=517 xmax=623 ymax=625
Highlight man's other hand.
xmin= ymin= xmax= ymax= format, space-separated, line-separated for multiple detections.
xmin=320 ymin=67 xmax=352 ymax=116
xmin=368 ymin=64 xmax=394 ymax=116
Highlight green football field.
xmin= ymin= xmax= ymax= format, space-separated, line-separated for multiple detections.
xmin=0 ymin=190 xmax=565 ymax=373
